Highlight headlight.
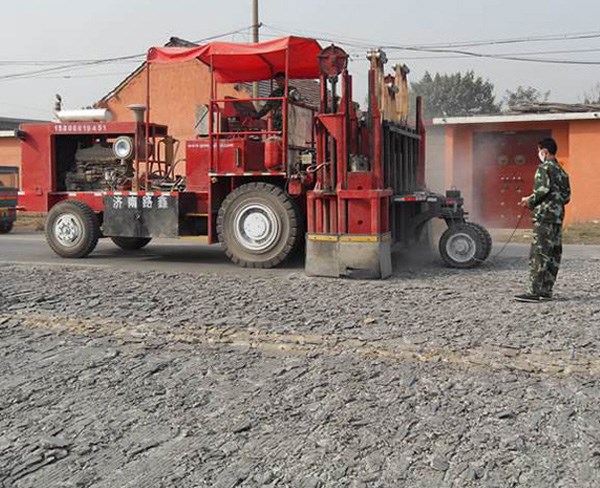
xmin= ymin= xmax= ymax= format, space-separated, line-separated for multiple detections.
xmin=113 ymin=136 xmax=134 ymax=160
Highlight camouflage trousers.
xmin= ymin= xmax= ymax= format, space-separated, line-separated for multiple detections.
xmin=528 ymin=222 xmax=563 ymax=297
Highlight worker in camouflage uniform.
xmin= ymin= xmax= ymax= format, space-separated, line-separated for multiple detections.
xmin=253 ymin=72 xmax=300 ymax=131
xmin=515 ymin=137 xmax=570 ymax=303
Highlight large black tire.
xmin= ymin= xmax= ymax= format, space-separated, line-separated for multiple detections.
xmin=0 ymin=221 xmax=13 ymax=234
xmin=45 ymin=200 xmax=100 ymax=258
xmin=439 ymin=223 xmax=486 ymax=268
xmin=110 ymin=236 xmax=152 ymax=250
xmin=217 ymin=182 xmax=302 ymax=268
xmin=465 ymin=222 xmax=492 ymax=261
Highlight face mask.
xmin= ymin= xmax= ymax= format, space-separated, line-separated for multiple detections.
xmin=538 ymin=150 xmax=545 ymax=163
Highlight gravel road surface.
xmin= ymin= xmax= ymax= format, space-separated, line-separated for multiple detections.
xmin=1 ymin=243 xmax=599 ymax=487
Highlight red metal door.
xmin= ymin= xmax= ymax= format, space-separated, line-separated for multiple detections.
xmin=474 ymin=130 xmax=550 ymax=228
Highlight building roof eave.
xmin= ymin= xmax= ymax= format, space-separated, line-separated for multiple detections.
xmin=96 ymin=36 xmax=202 ymax=106
xmin=433 ymin=112 xmax=600 ymax=126
xmin=97 ymin=62 xmax=146 ymax=105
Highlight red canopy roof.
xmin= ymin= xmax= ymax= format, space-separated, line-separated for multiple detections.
xmin=147 ymin=36 xmax=323 ymax=83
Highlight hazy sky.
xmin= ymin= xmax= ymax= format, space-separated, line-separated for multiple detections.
xmin=2 ymin=0 xmax=600 ymax=120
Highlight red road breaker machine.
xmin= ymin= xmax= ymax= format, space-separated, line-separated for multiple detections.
xmin=18 ymin=36 xmax=491 ymax=278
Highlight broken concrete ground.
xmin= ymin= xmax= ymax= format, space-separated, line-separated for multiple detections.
xmin=0 ymin=253 xmax=599 ymax=487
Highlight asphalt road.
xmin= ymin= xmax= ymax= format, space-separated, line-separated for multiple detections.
xmin=0 ymin=229 xmax=299 ymax=276
xmin=2 ymin=229 xmax=600 ymax=276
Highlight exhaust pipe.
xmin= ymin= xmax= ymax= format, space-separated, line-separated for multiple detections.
xmin=128 ymin=104 xmax=147 ymax=123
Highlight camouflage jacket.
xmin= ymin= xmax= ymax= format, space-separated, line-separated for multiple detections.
xmin=527 ymin=157 xmax=571 ymax=224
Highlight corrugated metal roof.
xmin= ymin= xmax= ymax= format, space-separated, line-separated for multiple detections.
xmin=239 ymin=79 xmax=320 ymax=108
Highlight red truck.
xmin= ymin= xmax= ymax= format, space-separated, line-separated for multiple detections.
xmin=17 ymin=36 xmax=490 ymax=278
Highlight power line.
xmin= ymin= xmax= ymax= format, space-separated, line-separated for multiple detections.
xmin=407 ymin=32 xmax=600 ymax=49
xmin=6 ymin=25 xmax=599 ymax=69
xmin=263 ymin=25 xmax=600 ymax=66
xmin=0 ymin=71 xmax=133 ymax=81
xmin=4 ymin=24 xmax=600 ymax=86
xmin=0 ymin=26 xmax=252 ymax=82
xmin=380 ymin=47 xmax=600 ymax=61
xmin=0 ymin=100 xmax=53 ymax=115
xmin=0 ymin=54 xmax=143 ymax=81
xmin=397 ymin=46 xmax=600 ymax=66
xmin=0 ymin=59 xmax=141 ymax=66
xmin=264 ymin=24 xmax=600 ymax=50
xmin=348 ymin=46 xmax=600 ymax=59
xmin=5 ymin=25 xmax=600 ymax=80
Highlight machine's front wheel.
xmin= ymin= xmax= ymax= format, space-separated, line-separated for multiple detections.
xmin=46 ymin=200 xmax=100 ymax=258
xmin=465 ymin=222 xmax=492 ymax=261
xmin=110 ymin=236 xmax=152 ymax=251
xmin=217 ymin=182 xmax=302 ymax=268
xmin=439 ymin=224 xmax=486 ymax=268
xmin=0 ymin=221 xmax=13 ymax=234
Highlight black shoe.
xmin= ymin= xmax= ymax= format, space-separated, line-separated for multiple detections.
xmin=539 ymin=294 xmax=553 ymax=301
xmin=514 ymin=293 xmax=541 ymax=303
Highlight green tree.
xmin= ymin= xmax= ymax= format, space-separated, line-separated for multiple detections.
xmin=504 ymin=85 xmax=550 ymax=109
xmin=410 ymin=71 xmax=500 ymax=119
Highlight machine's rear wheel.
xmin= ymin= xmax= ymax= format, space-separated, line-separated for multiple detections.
xmin=0 ymin=221 xmax=13 ymax=234
xmin=217 ymin=182 xmax=302 ymax=268
xmin=465 ymin=222 xmax=492 ymax=261
xmin=110 ymin=236 xmax=152 ymax=250
xmin=46 ymin=200 xmax=100 ymax=258
xmin=439 ymin=223 xmax=486 ymax=268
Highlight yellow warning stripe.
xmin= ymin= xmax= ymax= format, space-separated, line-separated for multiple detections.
xmin=179 ymin=236 xmax=209 ymax=243
xmin=340 ymin=233 xmax=391 ymax=243
xmin=307 ymin=234 xmax=338 ymax=242
xmin=307 ymin=233 xmax=391 ymax=243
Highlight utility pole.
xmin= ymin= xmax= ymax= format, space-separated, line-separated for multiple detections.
xmin=252 ymin=0 xmax=259 ymax=99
